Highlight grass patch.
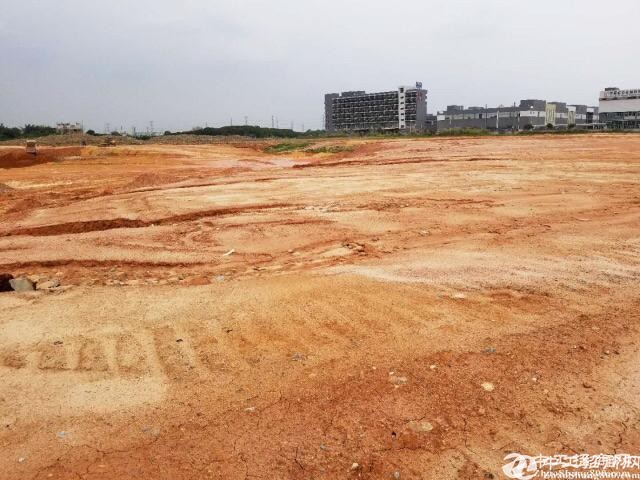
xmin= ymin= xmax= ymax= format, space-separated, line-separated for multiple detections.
xmin=304 ymin=145 xmax=355 ymax=154
xmin=264 ymin=142 xmax=312 ymax=154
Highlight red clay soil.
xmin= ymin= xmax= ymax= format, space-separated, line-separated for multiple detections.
xmin=0 ymin=147 xmax=83 ymax=169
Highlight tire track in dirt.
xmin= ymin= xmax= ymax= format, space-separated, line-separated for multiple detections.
xmin=1 ymin=202 xmax=296 ymax=237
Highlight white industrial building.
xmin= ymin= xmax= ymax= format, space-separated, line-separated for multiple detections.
xmin=599 ymin=87 xmax=640 ymax=130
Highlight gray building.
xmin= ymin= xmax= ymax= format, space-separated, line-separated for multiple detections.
xmin=436 ymin=99 xmax=598 ymax=131
xmin=325 ymin=83 xmax=428 ymax=132
xmin=599 ymin=87 xmax=640 ymax=130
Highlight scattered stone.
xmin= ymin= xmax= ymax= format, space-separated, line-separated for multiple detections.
xmin=483 ymin=347 xmax=496 ymax=354
xmin=214 ymin=275 xmax=225 ymax=282
xmin=123 ymin=279 xmax=142 ymax=286
xmin=452 ymin=292 xmax=466 ymax=299
xmin=481 ymin=382 xmax=495 ymax=392
xmin=56 ymin=431 xmax=66 ymax=439
xmin=582 ymin=382 xmax=594 ymax=389
xmin=51 ymin=285 xmax=74 ymax=293
xmin=393 ymin=471 xmax=401 ymax=479
xmin=27 ymin=274 xmax=46 ymax=284
xmin=36 ymin=279 xmax=60 ymax=290
xmin=18 ymin=457 xmax=25 ymax=463
xmin=0 ymin=273 xmax=14 ymax=292
xmin=8 ymin=277 xmax=35 ymax=292
xmin=429 ymin=364 xmax=437 ymax=370
xmin=419 ymin=230 xmax=430 ymax=236
xmin=222 ymin=249 xmax=235 ymax=257
xmin=478 ymin=407 xmax=486 ymax=415
xmin=244 ymin=406 xmax=256 ymax=413
xmin=389 ymin=375 xmax=408 ymax=386
xmin=290 ymin=352 xmax=307 ymax=361
xmin=407 ymin=420 xmax=434 ymax=433
xmin=351 ymin=462 xmax=359 ymax=471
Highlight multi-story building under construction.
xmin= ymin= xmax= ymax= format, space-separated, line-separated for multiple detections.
xmin=325 ymin=83 xmax=428 ymax=132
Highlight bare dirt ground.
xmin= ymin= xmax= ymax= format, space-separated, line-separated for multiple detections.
xmin=0 ymin=135 xmax=639 ymax=479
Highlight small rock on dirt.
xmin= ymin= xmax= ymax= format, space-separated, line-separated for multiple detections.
xmin=407 ymin=420 xmax=434 ymax=433
xmin=481 ymin=382 xmax=495 ymax=392
xmin=36 ymin=279 xmax=60 ymax=290
xmin=8 ymin=277 xmax=35 ymax=292
xmin=389 ymin=375 xmax=408 ymax=386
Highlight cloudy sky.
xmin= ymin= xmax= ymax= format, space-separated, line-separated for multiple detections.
xmin=1 ymin=0 xmax=639 ymax=132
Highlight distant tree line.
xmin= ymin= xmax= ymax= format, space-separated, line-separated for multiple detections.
xmin=0 ymin=124 xmax=57 ymax=141
xmin=178 ymin=125 xmax=301 ymax=138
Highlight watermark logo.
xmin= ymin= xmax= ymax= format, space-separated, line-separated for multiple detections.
xmin=501 ymin=454 xmax=640 ymax=479
xmin=502 ymin=453 xmax=539 ymax=480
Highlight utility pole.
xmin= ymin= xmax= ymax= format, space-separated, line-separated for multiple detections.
xmin=271 ymin=116 xmax=275 ymax=128
xmin=244 ymin=116 xmax=248 ymax=126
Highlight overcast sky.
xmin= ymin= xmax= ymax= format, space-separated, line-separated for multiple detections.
xmin=1 ymin=0 xmax=639 ymax=132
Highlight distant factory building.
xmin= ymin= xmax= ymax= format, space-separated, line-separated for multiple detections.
xmin=436 ymin=100 xmax=599 ymax=131
xmin=325 ymin=83 xmax=428 ymax=132
xmin=599 ymin=87 xmax=640 ymax=130
xmin=56 ymin=122 xmax=83 ymax=135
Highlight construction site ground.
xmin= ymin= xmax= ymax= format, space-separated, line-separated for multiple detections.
xmin=0 ymin=134 xmax=639 ymax=479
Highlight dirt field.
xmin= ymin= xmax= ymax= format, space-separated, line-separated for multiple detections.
xmin=0 ymin=135 xmax=639 ymax=479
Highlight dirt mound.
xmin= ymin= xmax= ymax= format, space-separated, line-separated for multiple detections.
xmin=0 ymin=147 xmax=83 ymax=169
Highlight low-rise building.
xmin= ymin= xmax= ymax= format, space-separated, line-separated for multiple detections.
xmin=599 ymin=87 xmax=640 ymax=130
xmin=437 ymin=99 xmax=598 ymax=131
xmin=56 ymin=122 xmax=83 ymax=135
